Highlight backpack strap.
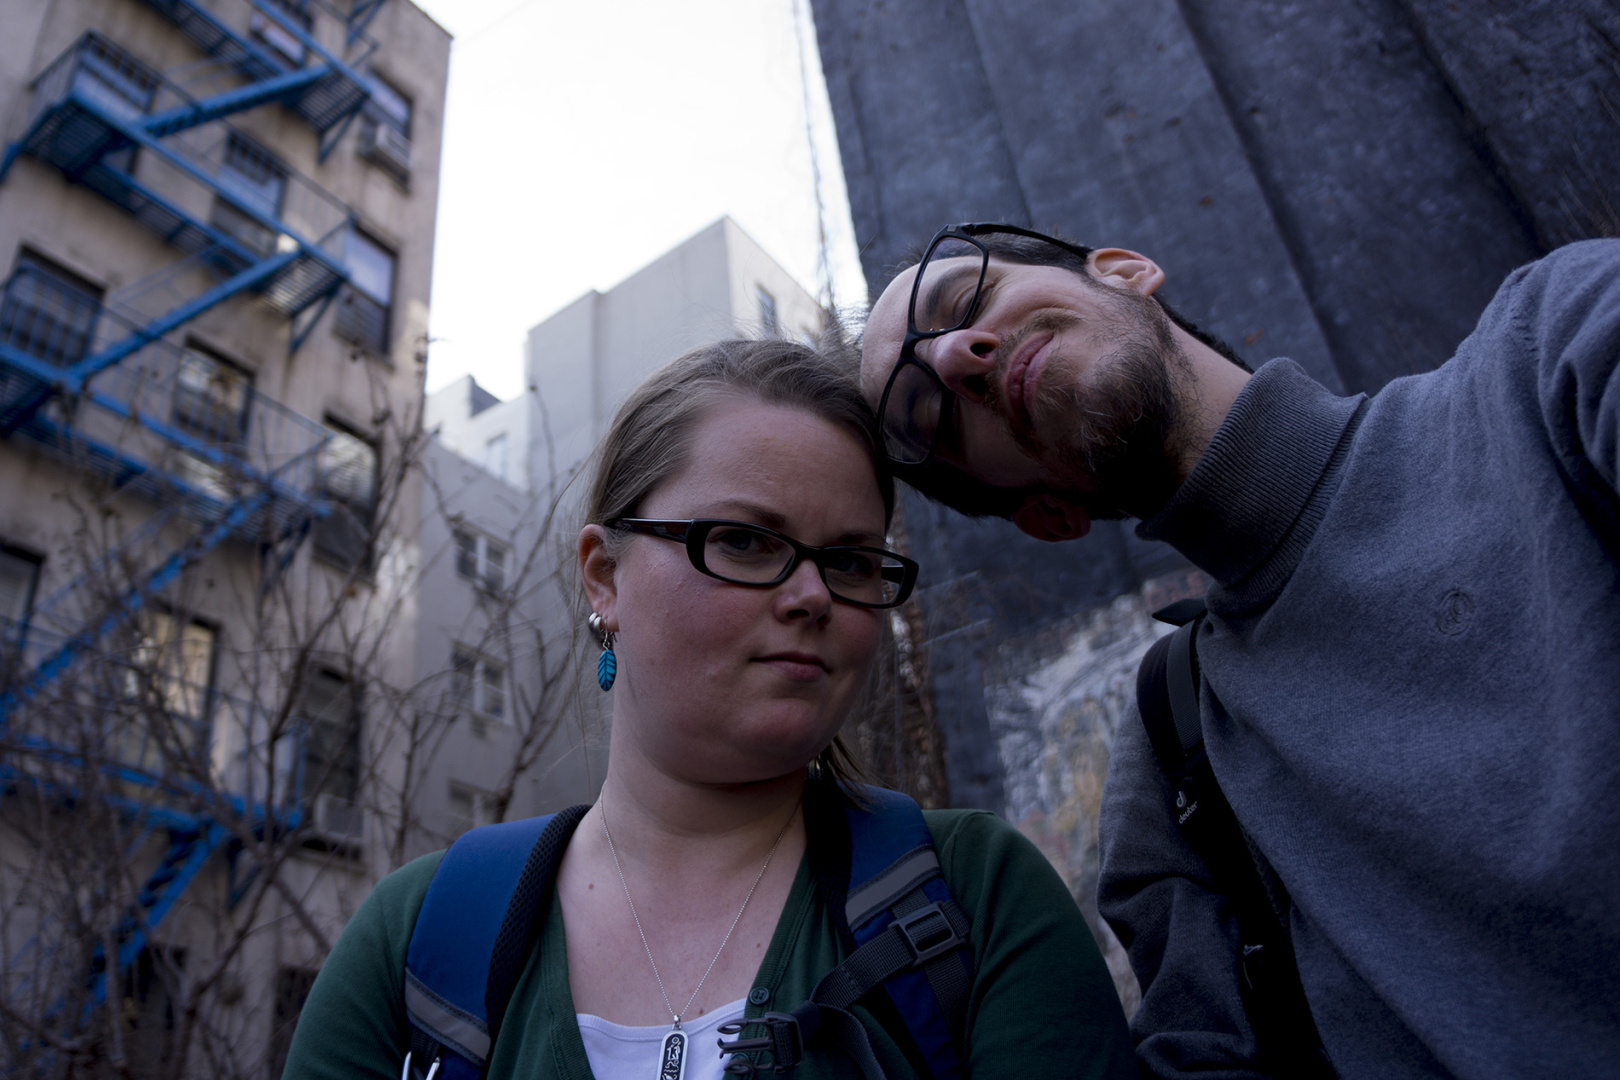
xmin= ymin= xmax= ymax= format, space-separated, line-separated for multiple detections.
xmin=1136 ymin=600 xmax=1334 ymax=1078
xmin=719 ymin=786 xmax=971 ymax=1079
xmin=403 ymin=805 xmax=589 ymax=1080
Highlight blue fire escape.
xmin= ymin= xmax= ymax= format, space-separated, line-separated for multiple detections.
xmin=0 ymin=0 xmax=389 ymax=1008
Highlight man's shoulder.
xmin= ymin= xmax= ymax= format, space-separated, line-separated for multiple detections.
xmin=1487 ymin=239 xmax=1620 ymax=334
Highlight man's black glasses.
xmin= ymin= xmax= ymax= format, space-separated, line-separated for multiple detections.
xmin=608 ymin=518 xmax=919 ymax=608
xmin=877 ymin=222 xmax=1094 ymax=468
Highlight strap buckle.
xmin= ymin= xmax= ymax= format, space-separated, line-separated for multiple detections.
xmin=895 ymin=902 xmax=963 ymax=966
xmin=719 ymin=1010 xmax=808 ymax=1075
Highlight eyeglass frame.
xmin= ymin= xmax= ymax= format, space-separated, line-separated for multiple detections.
xmin=606 ymin=517 xmax=920 ymax=608
xmin=876 ymin=222 xmax=1096 ymax=469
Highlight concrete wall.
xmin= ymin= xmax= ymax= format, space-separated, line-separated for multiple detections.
xmin=811 ymin=0 xmax=1618 ymax=1006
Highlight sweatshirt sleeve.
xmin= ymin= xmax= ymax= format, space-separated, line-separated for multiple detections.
xmin=279 ymin=852 xmax=444 ymax=1080
xmin=1097 ymin=711 xmax=1269 ymax=1079
xmin=930 ymin=809 xmax=1136 ymax=1080
xmin=1518 ymin=239 xmax=1620 ymax=498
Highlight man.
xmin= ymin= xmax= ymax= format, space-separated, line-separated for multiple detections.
xmin=858 ymin=224 xmax=1620 ymax=1078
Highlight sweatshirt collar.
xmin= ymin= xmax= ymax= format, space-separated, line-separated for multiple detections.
xmin=1138 ymin=359 xmax=1365 ymax=595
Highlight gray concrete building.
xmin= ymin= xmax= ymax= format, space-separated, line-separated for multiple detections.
xmin=0 ymin=1 xmax=452 ymax=1072
xmin=427 ymin=215 xmax=826 ymax=497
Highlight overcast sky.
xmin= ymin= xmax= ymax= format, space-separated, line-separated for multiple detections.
xmin=411 ymin=0 xmax=866 ymax=400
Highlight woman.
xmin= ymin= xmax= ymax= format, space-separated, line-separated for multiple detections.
xmin=282 ymin=340 xmax=1134 ymax=1080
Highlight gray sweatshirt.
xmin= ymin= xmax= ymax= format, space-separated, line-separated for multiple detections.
xmin=1098 ymin=239 xmax=1620 ymax=1079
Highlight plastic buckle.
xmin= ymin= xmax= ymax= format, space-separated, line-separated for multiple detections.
xmin=895 ymin=902 xmax=963 ymax=965
xmin=719 ymin=1011 xmax=806 ymax=1075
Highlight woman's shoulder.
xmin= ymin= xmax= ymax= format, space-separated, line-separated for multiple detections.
xmin=921 ymin=807 xmax=1081 ymax=925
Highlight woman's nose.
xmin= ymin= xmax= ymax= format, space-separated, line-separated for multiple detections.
xmin=774 ymin=557 xmax=833 ymax=623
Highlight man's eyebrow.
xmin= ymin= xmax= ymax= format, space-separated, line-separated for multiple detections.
xmin=919 ymin=264 xmax=979 ymax=325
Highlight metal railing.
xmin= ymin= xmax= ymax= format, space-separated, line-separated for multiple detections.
xmin=21 ymin=34 xmax=356 ymax=275
xmin=0 ymin=269 xmax=332 ymax=515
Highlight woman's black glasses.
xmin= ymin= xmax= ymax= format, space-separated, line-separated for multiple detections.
xmin=607 ymin=518 xmax=918 ymax=608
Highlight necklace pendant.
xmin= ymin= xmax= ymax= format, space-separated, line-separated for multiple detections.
xmin=658 ymin=1026 xmax=687 ymax=1080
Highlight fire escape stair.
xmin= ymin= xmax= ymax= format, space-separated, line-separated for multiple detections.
xmin=8 ymin=87 xmax=347 ymax=319
xmin=135 ymin=0 xmax=375 ymax=140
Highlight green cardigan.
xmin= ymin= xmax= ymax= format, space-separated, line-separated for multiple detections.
xmin=281 ymin=809 xmax=1134 ymax=1079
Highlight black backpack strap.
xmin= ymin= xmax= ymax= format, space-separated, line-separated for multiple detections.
xmin=1137 ymin=601 xmax=1335 ymax=1078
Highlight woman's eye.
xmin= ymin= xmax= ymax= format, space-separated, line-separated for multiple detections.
xmin=823 ymin=551 xmax=877 ymax=579
xmin=709 ymin=528 xmax=780 ymax=559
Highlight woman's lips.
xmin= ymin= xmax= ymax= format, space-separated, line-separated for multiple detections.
xmin=757 ymin=653 xmax=829 ymax=681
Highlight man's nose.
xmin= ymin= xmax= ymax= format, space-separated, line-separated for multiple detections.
xmin=921 ymin=328 xmax=999 ymax=404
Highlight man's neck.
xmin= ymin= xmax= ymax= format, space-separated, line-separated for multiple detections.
xmin=1170 ymin=331 xmax=1252 ymax=488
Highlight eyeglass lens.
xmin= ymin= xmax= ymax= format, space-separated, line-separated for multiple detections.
xmin=701 ymin=523 xmax=907 ymax=605
xmin=911 ymin=236 xmax=987 ymax=333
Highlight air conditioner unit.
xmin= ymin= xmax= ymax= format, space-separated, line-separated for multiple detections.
xmin=359 ymin=121 xmax=413 ymax=179
xmin=312 ymin=792 xmax=365 ymax=846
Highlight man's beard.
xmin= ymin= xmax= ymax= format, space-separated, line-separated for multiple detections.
xmin=1013 ymin=291 xmax=1189 ymax=520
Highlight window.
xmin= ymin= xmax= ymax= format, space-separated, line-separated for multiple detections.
xmin=210 ymin=133 xmax=288 ymax=257
xmin=124 ymin=609 xmax=217 ymax=722
xmin=451 ymin=528 xmax=507 ymax=592
xmin=266 ymin=966 xmax=317 ymax=1080
xmin=72 ymin=33 xmax=157 ymax=173
xmin=450 ymin=647 xmax=506 ymax=721
xmin=0 ymin=543 xmax=42 ymax=653
xmin=358 ymin=75 xmax=413 ymax=180
xmin=121 ymin=946 xmax=184 ymax=1075
xmin=312 ymin=422 xmax=377 ymax=571
xmin=366 ymin=77 xmax=412 ymax=138
xmin=0 ymin=250 xmax=103 ymax=369
xmin=251 ymin=0 xmax=312 ymax=65
xmin=483 ymin=432 xmax=509 ymax=482
xmin=173 ymin=344 xmax=252 ymax=445
xmin=447 ymin=781 xmax=497 ymax=838
xmin=756 ymin=286 xmax=779 ymax=336
xmin=300 ymin=668 xmax=359 ymax=805
xmin=334 ymin=227 xmax=395 ymax=354
xmin=73 ymin=34 xmax=160 ymax=120
xmin=121 ymin=608 xmax=217 ymax=775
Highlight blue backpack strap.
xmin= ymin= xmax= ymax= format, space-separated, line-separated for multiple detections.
xmin=403 ymin=805 xmax=589 ymax=1080
xmin=839 ymin=787 xmax=971 ymax=1079
xmin=719 ymin=785 xmax=971 ymax=1079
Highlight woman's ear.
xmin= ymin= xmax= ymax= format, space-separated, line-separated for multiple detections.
xmin=578 ymin=525 xmax=619 ymax=628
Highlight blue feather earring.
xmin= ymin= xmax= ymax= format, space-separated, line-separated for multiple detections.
xmin=588 ymin=612 xmax=617 ymax=691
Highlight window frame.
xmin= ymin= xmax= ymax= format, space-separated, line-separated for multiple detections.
xmin=449 ymin=645 xmax=507 ymax=723
xmin=311 ymin=418 xmax=380 ymax=573
xmin=450 ymin=526 xmax=508 ymax=593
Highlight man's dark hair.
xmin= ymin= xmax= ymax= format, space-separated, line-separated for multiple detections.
xmin=967 ymin=231 xmax=1253 ymax=372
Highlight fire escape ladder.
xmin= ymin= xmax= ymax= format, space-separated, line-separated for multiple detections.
xmin=347 ymin=0 xmax=391 ymax=49
xmin=0 ymin=488 xmax=275 ymax=727
xmin=140 ymin=65 xmax=329 ymax=139
xmin=135 ymin=0 xmax=374 ymax=148
xmin=87 ymin=818 xmax=228 ymax=1005
xmin=0 ymin=251 xmax=300 ymax=437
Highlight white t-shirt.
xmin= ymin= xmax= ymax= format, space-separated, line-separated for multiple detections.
xmin=576 ymin=997 xmax=748 ymax=1080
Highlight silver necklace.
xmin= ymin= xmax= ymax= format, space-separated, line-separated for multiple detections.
xmin=600 ymin=799 xmax=796 ymax=1080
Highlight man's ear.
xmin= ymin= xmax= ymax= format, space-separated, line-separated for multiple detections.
xmin=1088 ymin=248 xmax=1165 ymax=298
xmin=1011 ymin=494 xmax=1092 ymax=542
xmin=578 ymin=525 xmax=619 ymax=627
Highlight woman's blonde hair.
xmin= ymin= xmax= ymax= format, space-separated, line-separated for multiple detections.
xmin=582 ymin=337 xmax=890 ymax=792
